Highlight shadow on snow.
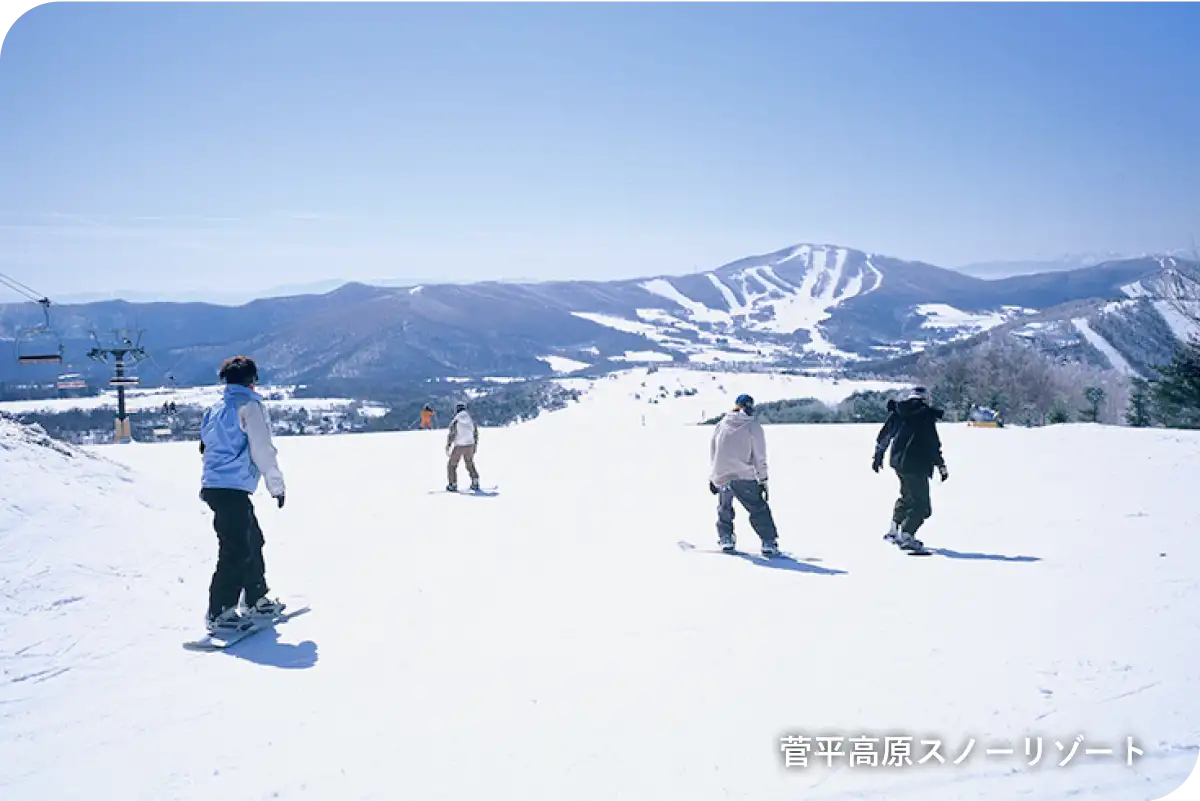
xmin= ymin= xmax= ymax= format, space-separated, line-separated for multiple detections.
xmin=929 ymin=548 xmax=1041 ymax=563
xmin=220 ymin=628 xmax=319 ymax=669
xmin=677 ymin=540 xmax=849 ymax=576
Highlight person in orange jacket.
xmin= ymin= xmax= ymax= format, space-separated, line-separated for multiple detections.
xmin=419 ymin=405 xmax=437 ymax=429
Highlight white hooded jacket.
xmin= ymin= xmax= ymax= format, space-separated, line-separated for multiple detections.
xmin=447 ymin=410 xmax=479 ymax=449
xmin=709 ymin=410 xmax=768 ymax=485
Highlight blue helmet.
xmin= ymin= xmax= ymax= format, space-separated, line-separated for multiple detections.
xmin=735 ymin=393 xmax=755 ymax=413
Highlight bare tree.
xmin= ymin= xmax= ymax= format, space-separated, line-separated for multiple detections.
xmin=915 ymin=335 xmax=1132 ymax=426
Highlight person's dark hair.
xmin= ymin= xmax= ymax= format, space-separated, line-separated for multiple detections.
xmin=219 ymin=355 xmax=258 ymax=386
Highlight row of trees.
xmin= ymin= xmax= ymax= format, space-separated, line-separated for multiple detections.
xmin=1124 ymin=339 xmax=1200 ymax=428
xmin=913 ymin=332 xmax=1200 ymax=429
xmin=912 ymin=336 xmax=1131 ymax=426
xmin=703 ymin=390 xmax=897 ymax=425
xmin=360 ymin=379 xmax=583 ymax=433
xmin=715 ymin=331 xmax=1198 ymax=430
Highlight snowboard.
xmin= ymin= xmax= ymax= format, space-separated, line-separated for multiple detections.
xmin=433 ymin=485 xmax=499 ymax=497
xmin=676 ymin=540 xmax=787 ymax=560
xmin=183 ymin=605 xmax=311 ymax=651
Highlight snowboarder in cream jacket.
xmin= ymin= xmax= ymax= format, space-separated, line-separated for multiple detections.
xmin=709 ymin=394 xmax=779 ymax=556
xmin=198 ymin=355 xmax=287 ymax=635
xmin=446 ymin=402 xmax=481 ymax=492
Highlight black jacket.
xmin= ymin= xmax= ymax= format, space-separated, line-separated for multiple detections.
xmin=873 ymin=398 xmax=946 ymax=477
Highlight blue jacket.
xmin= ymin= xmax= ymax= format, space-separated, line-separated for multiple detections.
xmin=200 ymin=385 xmax=286 ymax=496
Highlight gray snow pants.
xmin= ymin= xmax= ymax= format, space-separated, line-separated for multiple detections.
xmin=447 ymin=444 xmax=479 ymax=486
xmin=716 ymin=479 xmax=778 ymax=547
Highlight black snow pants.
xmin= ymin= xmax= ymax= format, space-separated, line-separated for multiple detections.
xmin=892 ymin=471 xmax=932 ymax=536
xmin=202 ymin=488 xmax=269 ymax=618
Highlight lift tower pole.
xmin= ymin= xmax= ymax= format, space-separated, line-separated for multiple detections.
xmin=87 ymin=330 xmax=147 ymax=444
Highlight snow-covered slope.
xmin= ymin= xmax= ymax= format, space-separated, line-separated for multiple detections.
xmin=575 ymin=245 xmax=884 ymax=363
xmin=2 ymin=407 xmax=1200 ymax=800
xmin=1073 ymin=318 xmax=1141 ymax=376
xmin=549 ymin=366 xmax=907 ymax=426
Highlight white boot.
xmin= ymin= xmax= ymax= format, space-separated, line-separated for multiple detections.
xmin=245 ymin=596 xmax=286 ymax=618
xmin=883 ymin=521 xmax=900 ymax=543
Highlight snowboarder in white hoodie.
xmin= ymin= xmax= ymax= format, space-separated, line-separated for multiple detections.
xmin=709 ymin=394 xmax=779 ymax=556
xmin=446 ymin=402 xmax=481 ymax=492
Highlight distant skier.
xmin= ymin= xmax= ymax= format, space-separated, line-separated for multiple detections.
xmin=708 ymin=393 xmax=779 ymax=556
xmin=872 ymin=386 xmax=949 ymax=552
xmin=419 ymin=404 xmax=437 ymax=430
xmin=446 ymin=401 xmax=481 ymax=492
xmin=197 ymin=355 xmax=287 ymax=634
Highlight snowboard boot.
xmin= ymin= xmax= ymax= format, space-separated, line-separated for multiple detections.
xmin=470 ymin=480 xmax=481 ymax=492
xmin=446 ymin=483 xmax=458 ymax=493
xmin=719 ymin=536 xmax=736 ymax=553
xmin=895 ymin=530 xmax=925 ymax=552
xmin=246 ymin=596 xmax=286 ymax=619
xmin=761 ymin=541 xmax=780 ymax=557
xmin=207 ymin=607 xmax=253 ymax=635
xmin=883 ymin=521 xmax=900 ymax=544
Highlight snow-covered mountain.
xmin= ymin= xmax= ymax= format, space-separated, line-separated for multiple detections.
xmin=1 ymin=243 xmax=1196 ymax=388
xmin=2 ymin=392 xmax=1199 ymax=801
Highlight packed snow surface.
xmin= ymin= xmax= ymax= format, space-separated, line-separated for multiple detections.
xmin=2 ymin=384 xmax=1199 ymax=801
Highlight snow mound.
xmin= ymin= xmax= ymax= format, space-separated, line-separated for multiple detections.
xmin=0 ymin=417 xmax=155 ymax=694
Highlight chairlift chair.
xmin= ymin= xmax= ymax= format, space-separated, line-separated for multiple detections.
xmin=15 ymin=300 xmax=63 ymax=365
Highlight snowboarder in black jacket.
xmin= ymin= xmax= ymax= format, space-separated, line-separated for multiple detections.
xmin=872 ymin=386 xmax=949 ymax=552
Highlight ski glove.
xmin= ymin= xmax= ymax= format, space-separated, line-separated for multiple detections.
xmin=275 ymin=494 xmax=286 ymax=509
xmin=872 ymin=455 xmax=883 ymax=473
xmin=709 ymin=481 xmax=720 ymax=495
xmin=937 ymin=464 xmax=949 ymax=482
xmin=759 ymin=480 xmax=769 ymax=502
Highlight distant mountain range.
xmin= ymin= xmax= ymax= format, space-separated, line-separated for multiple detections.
xmin=52 ymin=277 xmax=450 ymax=307
xmin=1 ymin=243 xmax=1197 ymax=390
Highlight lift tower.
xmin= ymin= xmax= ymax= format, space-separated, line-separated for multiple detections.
xmin=87 ymin=330 xmax=147 ymax=443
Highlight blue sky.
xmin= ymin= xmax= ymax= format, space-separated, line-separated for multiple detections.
xmin=1 ymin=2 xmax=1198 ymax=300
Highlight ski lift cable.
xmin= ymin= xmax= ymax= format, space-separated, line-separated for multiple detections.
xmin=2 ymin=271 xmax=64 ymax=364
xmin=143 ymin=349 xmax=177 ymax=387
xmin=0 ymin=270 xmax=50 ymax=304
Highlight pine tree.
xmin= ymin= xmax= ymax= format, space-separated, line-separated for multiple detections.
xmin=1080 ymin=386 xmax=1106 ymax=423
xmin=1149 ymin=339 xmax=1200 ymax=429
xmin=1125 ymin=377 xmax=1152 ymax=427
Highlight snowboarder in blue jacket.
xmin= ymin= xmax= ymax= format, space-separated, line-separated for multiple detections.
xmin=198 ymin=355 xmax=287 ymax=634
